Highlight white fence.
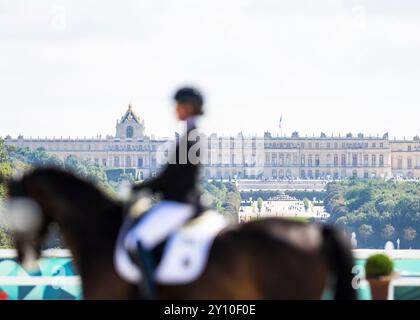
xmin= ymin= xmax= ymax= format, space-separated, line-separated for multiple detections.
xmin=0 ymin=248 xmax=73 ymax=259
xmin=0 ymin=276 xmax=81 ymax=286
xmin=0 ymin=249 xmax=80 ymax=289
xmin=353 ymin=249 xmax=420 ymax=259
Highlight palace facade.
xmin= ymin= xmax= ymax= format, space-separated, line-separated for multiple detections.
xmin=5 ymin=105 xmax=420 ymax=180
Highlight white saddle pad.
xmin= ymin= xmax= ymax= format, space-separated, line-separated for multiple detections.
xmin=114 ymin=208 xmax=229 ymax=285
xmin=155 ymin=210 xmax=228 ymax=284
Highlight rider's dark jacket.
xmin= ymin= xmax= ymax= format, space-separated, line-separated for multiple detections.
xmin=132 ymin=117 xmax=202 ymax=212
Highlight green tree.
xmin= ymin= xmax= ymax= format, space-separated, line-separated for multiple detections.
xmin=381 ymin=224 xmax=396 ymax=242
xmin=326 ymin=180 xmax=420 ymax=248
xmin=0 ymin=145 xmax=117 ymax=248
xmin=359 ymin=224 xmax=374 ymax=245
xmin=404 ymin=226 xmax=417 ymax=249
xmin=0 ymin=227 xmax=14 ymax=249
xmin=257 ymin=197 xmax=263 ymax=213
xmin=224 ymin=191 xmax=241 ymax=220
xmin=201 ymin=180 xmax=241 ymax=221
xmin=303 ymin=197 xmax=310 ymax=211
xmin=0 ymin=139 xmax=7 ymax=162
xmin=0 ymin=139 xmax=12 ymax=197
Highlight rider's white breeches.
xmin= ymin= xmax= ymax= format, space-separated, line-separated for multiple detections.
xmin=125 ymin=200 xmax=194 ymax=251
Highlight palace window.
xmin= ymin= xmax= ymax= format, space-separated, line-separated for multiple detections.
xmin=272 ymin=169 xmax=277 ymax=178
xmin=308 ymin=155 xmax=313 ymax=166
xmin=398 ymin=158 xmax=403 ymax=169
xmin=126 ymin=156 xmax=132 ymax=167
xmin=352 ymin=154 xmax=358 ymax=166
xmin=279 ymin=169 xmax=284 ymax=178
xmin=137 ymin=157 xmax=144 ymax=168
xmin=315 ymin=155 xmax=320 ymax=167
xmin=380 ymin=143 xmax=384 ymax=148
xmin=308 ymin=170 xmax=313 ymax=179
xmin=379 ymin=155 xmax=384 ymax=167
xmin=308 ymin=142 xmax=312 ymax=149
xmin=364 ymin=155 xmax=369 ymax=166
xmin=334 ymin=155 xmax=339 ymax=167
xmin=372 ymin=155 xmax=377 ymax=166
xmin=408 ymin=146 xmax=412 ymax=151
xmin=301 ymin=155 xmax=305 ymax=166
xmin=334 ymin=142 xmax=338 ymax=149
xmin=114 ymin=156 xmax=120 ymax=167
xmin=126 ymin=126 xmax=134 ymax=138
xmin=300 ymin=170 xmax=306 ymax=179
xmin=341 ymin=154 xmax=346 ymax=166
xmin=408 ymin=158 xmax=413 ymax=169
xmin=272 ymin=153 xmax=277 ymax=165
xmin=315 ymin=143 xmax=320 ymax=149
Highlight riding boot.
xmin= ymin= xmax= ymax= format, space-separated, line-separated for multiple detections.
xmin=128 ymin=241 xmax=157 ymax=299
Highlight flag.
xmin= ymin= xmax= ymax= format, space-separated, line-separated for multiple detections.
xmin=279 ymin=116 xmax=282 ymax=129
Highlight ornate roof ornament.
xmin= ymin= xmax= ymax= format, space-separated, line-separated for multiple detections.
xmin=120 ymin=104 xmax=141 ymax=124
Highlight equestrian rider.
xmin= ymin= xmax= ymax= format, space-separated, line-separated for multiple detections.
xmin=124 ymin=87 xmax=205 ymax=297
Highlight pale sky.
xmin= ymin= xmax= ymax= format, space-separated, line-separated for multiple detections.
xmin=0 ymin=0 xmax=419 ymax=140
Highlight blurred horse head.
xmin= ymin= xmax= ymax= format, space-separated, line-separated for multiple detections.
xmin=5 ymin=173 xmax=50 ymax=268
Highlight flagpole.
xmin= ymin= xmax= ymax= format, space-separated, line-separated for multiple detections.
xmin=279 ymin=116 xmax=283 ymax=137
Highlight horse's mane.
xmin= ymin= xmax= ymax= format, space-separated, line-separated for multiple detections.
xmin=26 ymin=167 xmax=121 ymax=215
xmin=24 ymin=167 xmax=123 ymax=251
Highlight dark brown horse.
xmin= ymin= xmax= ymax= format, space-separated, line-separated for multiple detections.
xmin=3 ymin=168 xmax=356 ymax=299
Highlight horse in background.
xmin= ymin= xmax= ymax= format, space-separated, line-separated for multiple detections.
xmin=2 ymin=168 xmax=356 ymax=299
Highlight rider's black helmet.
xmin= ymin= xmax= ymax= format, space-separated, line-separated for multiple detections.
xmin=173 ymin=87 xmax=204 ymax=116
